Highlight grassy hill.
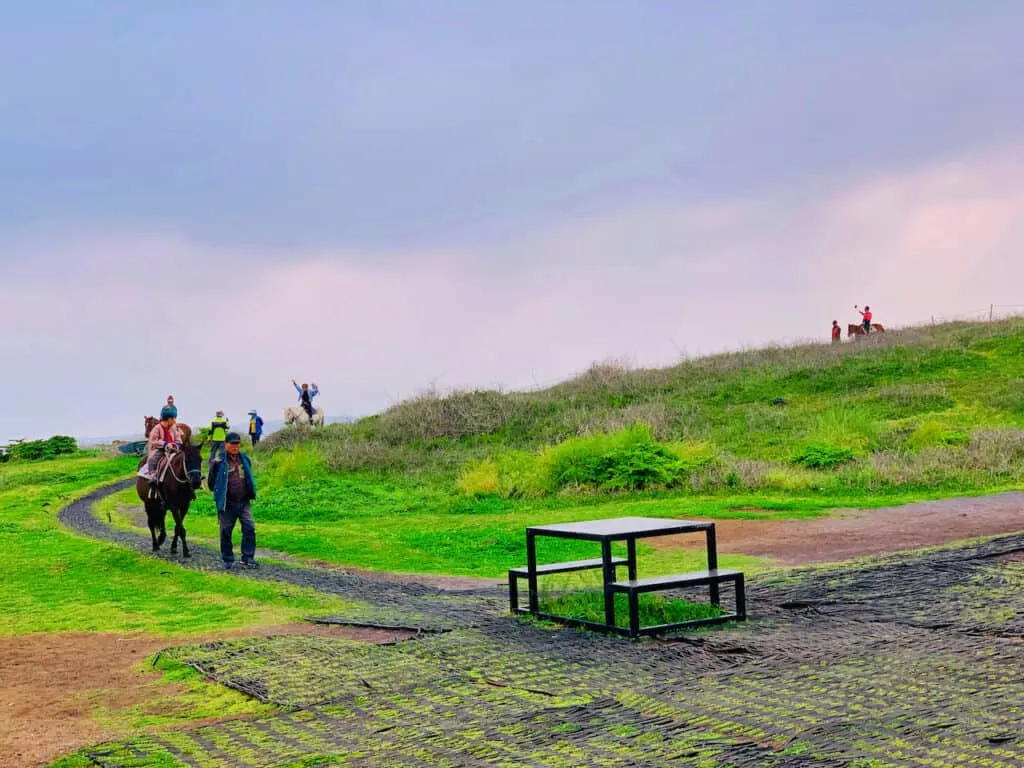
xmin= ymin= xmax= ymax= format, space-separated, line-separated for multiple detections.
xmin=99 ymin=318 xmax=1024 ymax=577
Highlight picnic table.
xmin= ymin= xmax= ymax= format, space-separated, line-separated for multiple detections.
xmin=509 ymin=516 xmax=745 ymax=637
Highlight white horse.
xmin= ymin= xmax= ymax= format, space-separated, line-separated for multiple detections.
xmin=283 ymin=405 xmax=325 ymax=427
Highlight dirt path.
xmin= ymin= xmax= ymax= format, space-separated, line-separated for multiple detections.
xmin=652 ymin=492 xmax=1024 ymax=564
xmin=0 ymin=623 xmax=410 ymax=768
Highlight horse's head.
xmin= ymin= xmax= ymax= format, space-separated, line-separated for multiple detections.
xmin=182 ymin=440 xmax=204 ymax=490
xmin=144 ymin=415 xmax=158 ymax=435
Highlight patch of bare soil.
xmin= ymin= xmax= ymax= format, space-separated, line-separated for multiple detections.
xmin=652 ymin=492 xmax=1024 ymax=565
xmin=306 ymin=560 xmax=503 ymax=591
xmin=0 ymin=624 xmax=410 ymax=768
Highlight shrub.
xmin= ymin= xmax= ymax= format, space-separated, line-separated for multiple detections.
xmin=907 ymin=421 xmax=970 ymax=451
xmin=807 ymin=408 xmax=877 ymax=452
xmin=541 ymin=424 xmax=681 ymax=492
xmin=791 ymin=443 xmax=855 ymax=470
xmin=456 ymin=459 xmax=500 ymax=496
xmin=3 ymin=436 xmax=78 ymax=462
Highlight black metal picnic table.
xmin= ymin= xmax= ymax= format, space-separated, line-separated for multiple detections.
xmin=511 ymin=516 xmax=745 ymax=637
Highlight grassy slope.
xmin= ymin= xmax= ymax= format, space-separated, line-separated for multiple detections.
xmin=108 ymin=319 xmax=1024 ymax=578
xmin=0 ymin=454 xmax=354 ymax=636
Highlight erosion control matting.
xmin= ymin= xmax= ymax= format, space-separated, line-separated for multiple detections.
xmin=64 ymin=481 xmax=1024 ymax=767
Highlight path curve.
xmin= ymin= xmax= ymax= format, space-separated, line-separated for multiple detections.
xmin=59 ymin=479 xmax=506 ymax=632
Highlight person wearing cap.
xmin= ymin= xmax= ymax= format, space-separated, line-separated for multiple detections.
xmin=207 ymin=431 xmax=258 ymax=569
xmin=247 ymin=410 xmax=264 ymax=446
xmin=208 ymin=410 xmax=230 ymax=469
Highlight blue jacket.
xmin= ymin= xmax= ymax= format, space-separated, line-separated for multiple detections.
xmin=208 ymin=450 xmax=257 ymax=512
xmin=295 ymin=383 xmax=319 ymax=403
xmin=248 ymin=415 xmax=264 ymax=436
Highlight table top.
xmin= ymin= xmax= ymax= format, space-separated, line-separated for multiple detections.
xmin=526 ymin=516 xmax=713 ymax=541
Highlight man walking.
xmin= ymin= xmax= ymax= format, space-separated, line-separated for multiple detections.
xmin=247 ymin=410 xmax=264 ymax=446
xmin=208 ymin=410 xmax=229 ymax=470
xmin=207 ymin=432 xmax=258 ymax=570
xmin=831 ymin=320 xmax=842 ymax=344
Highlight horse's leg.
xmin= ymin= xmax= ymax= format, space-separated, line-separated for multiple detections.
xmin=171 ymin=506 xmax=190 ymax=558
xmin=169 ymin=503 xmax=179 ymax=554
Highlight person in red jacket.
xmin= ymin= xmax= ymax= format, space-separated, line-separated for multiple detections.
xmin=831 ymin=320 xmax=842 ymax=343
xmin=856 ymin=305 xmax=873 ymax=334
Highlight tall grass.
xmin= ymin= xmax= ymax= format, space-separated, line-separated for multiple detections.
xmin=258 ymin=318 xmax=1024 ymax=501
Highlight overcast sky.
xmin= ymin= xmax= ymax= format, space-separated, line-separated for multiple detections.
xmin=3 ymin=1 xmax=1024 ymax=442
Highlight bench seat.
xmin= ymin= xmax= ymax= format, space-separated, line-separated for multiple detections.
xmin=508 ymin=557 xmax=628 ymax=612
xmin=611 ymin=568 xmax=743 ymax=594
xmin=612 ymin=568 xmax=746 ymax=637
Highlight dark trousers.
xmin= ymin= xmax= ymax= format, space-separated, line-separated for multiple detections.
xmin=250 ymin=433 xmax=261 ymax=446
xmin=219 ymin=501 xmax=256 ymax=564
xmin=863 ymin=320 xmax=871 ymax=333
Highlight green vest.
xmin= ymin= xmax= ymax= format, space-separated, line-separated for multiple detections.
xmin=210 ymin=418 xmax=229 ymax=441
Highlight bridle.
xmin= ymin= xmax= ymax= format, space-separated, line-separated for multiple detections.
xmin=165 ymin=444 xmax=203 ymax=487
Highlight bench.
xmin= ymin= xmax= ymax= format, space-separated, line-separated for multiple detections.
xmin=508 ymin=557 xmax=628 ymax=613
xmin=610 ymin=568 xmax=746 ymax=637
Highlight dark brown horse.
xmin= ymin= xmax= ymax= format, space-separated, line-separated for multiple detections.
xmin=136 ymin=426 xmax=203 ymax=557
xmin=848 ymin=322 xmax=885 ymax=338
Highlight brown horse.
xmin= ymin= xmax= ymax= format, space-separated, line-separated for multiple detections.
xmin=848 ymin=322 xmax=885 ymax=338
xmin=136 ymin=425 xmax=203 ymax=557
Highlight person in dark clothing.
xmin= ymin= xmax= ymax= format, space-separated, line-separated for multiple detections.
xmin=207 ymin=432 xmax=257 ymax=570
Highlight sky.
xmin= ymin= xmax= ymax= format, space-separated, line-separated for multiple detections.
xmin=3 ymin=1 xmax=1024 ymax=442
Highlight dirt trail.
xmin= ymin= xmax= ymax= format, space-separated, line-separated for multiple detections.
xmin=652 ymin=492 xmax=1024 ymax=564
xmin=0 ymin=623 xmax=410 ymax=768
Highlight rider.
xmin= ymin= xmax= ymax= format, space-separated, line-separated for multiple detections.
xmin=857 ymin=305 xmax=873 ymax=334
xmin=140 ymin=405 xmax=182 ymax=482
xmin=292 ymin=378 xmax=319 ymax=421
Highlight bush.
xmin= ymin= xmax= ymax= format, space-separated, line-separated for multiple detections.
xmin=791 ymin=443 xmax=855 ymax=470
xmin=456 ymin=459 xmax=500 ymax=496
xmin=907 ymin=421 xmax=969 ymax=451
xmin=2 ymin=436 xmax=78 ymax=462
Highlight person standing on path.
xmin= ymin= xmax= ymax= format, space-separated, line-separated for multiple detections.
xmin=247 ymin=410 xmax=264 ymax=446
xmin=208 ymin=410 xmax=229 ymax=469
xmin=208 ymin=432 xmax=258 ymax=570
xmin=831 ymin=320 xmax=841 ymax=344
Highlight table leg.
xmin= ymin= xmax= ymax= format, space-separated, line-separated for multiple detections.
xmin=602 ymin=539 xmax=616 ymax=628
xmin=527 ymin=531 xmax=539 ymax=613
xmin=706 ymin=526 xmax=720 ymax=606
xmin=626 ymin=538 xmax=637 ymax=581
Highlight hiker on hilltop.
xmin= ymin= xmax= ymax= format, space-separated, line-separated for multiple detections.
xmin=292 ymin=379 xmax=319 ymax=421
xmin=831 ymin=320 xmax=841 ymax=344
xmin=248 ymin=410 xmax=264 ymax=446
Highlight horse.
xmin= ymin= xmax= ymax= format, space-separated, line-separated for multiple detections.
xmin=284 ymin=405 xmax=325 ymax=427
xmin=848 ymin=322 xmax=885 ymax=338
xmin=135 ymin=426 xmax=204 ymax=557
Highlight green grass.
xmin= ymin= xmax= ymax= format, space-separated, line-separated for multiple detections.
xmin=0 ymin=454 xmax=358 ymax=636
xmin=540 ymin=589 xmax=723 ymax=630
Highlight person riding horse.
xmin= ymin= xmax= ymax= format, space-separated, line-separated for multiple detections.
xmin=292 ymin=379 xmax=319 ymax=421
xmin=139 ymin=405 xmax=182 ymax=486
